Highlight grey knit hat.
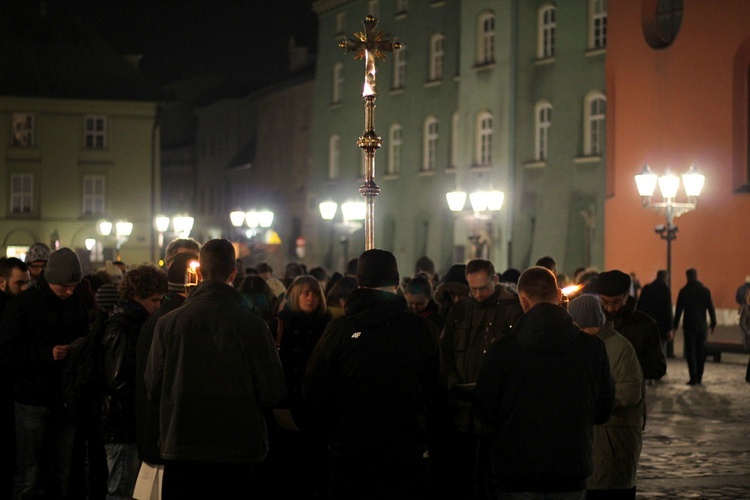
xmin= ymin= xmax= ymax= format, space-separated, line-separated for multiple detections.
xmin=25 ymin=242 xmax=51 ymax=264
xmin=568 ymin=294 xmax=606 ymax=329
xmin=45 ymin=248 xmax=82 ymax=285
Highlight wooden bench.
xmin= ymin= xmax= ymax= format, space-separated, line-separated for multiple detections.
xmin=705 ymin=340 xmax=748 ymax=362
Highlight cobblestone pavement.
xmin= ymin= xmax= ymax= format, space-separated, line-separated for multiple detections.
xmin=637 ymin=335 xmax=750 ymax=499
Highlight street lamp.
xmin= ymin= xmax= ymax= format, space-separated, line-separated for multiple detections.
xmin=319 ymin=199 xmax=366 ymax=268
xmin=229 ymin=209 xmax=274 ymax=242
xmin=97 ymin=218 xmax=133 ymax=261
xmin=634 ymin=164 xmax=705 ymax=292
xmin=446 ymin=190 xmax=505 ymax=260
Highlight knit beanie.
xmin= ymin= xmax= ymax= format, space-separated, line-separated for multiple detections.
xmin=167 ymin=251 xmax=199 ymax=293
xmin=356 ymin=249 xmax=399 ymax=288
xmin=25 ymin=242 xmax=51 ymax=264
xmin=568 ymin=294 xmax=606 ymax=328
xmin=45 ymin=248 xmax=82 ymax=284
xmin=595 ymin=270 xmax=631 ymax=296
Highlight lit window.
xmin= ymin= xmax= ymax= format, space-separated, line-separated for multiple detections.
xmin=388 ymin=124 xmax=402 ymax=175
xmin=584 ymin=93 xmax=606 ymax=156
xmin=10 ymin=173 xmax=33 ymax=213
xmin=423 ymin=117 xmax=439 ymax=171
xmin=535 ymin=101 xmax=552 ymax=161
xmin=11 ymin=113 xmax=34 ymax=147
xmin=429 ymin=33 xmax=445 ymax=81
xmin=477 ymin=12 xmax=495 ymax=65
xmin=329 ymin=135 xmax=340 ymax=180
xmin=83 ymin=175 xmax=105 ymax=215
xmin=538 ymin=4 xmax=556 ymax=59
xmin=476 ymin=112 xmax=493 ymax=166
xmin=84 ymin=115 xmax=106 ymax=149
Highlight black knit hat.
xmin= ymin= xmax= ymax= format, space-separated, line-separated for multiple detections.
xmin=45 ymin=248 xmax=82 ymax=284
xmin=167 ymin=251 xmax=199 ymax=293
xmin=356 ymin=249 xmax=399 ymax=288
xmin=595 ymin=270 xmax=631 ymax=296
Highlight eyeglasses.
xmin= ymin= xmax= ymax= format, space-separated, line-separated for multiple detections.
xmin=599 ymin=294 xmax=627 ymax=308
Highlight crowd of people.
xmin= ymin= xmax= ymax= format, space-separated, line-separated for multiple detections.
xmin=0 ymin=241 xmax=739 ymax=500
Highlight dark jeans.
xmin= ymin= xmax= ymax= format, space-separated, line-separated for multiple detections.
xmin=162 ymin=460 xmax=256 ymax=500
xmin=683 ymin=329 xmax=707 ymax=383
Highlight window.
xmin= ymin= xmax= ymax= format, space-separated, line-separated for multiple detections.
xmin=388 ymin=124 xmax=402 ymax=175
xmin=11 ymin=113 xmax=34 ymax=147
xmin=538 ymin=4 xmax=556 ymax=59
xmin=82 ymin=175 xmax=105 ymax=215
xmin=589 ymin=0 xmax=607 ymax=50
xmin=476 ymin=112 xmax=493 ymax=166
xmin=451 ymin=112 xmax=459 ymax=168
xmin=584 ymin=93 xmax=606 ymax=156
xmin=10 ymin=173 xmax=33 ymax=213
xmin=535 ymin=101 xmax=552 ymax=161
xmin=477 ymin=12 xmax=495 ymax=65
xmin=328 ymin=135 xmax=340 ymax=180
xmin=393 ymin=44 xmax=406 ymax=89
xmin=335 ymin=12 xmax=346 ymax=34
xmin=396 ymin=0 xmax=408 ymax=14
xmin=84 ymin=115 xmax=106 ymax=149
xmin=643 ymin=0 xmax=683 ymax=49
xmin=429 ymin=33 xmax=445 ymax=81
xmin=423 ymin=117 xmax=439 ymax=171
xmin=332 ymin=63 xmax=344 ymax=104
xmin=368 ymin=0 xmax=379 ymax=18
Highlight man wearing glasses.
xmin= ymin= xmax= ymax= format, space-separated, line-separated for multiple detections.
xmin=24 ymin=242 xmax=50 ymax=288
xmin=595 ymin=270 xmax=666 ymax=382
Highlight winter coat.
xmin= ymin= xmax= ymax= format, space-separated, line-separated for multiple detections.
xmin=674 ymin=279 xmax=717 ymax=334
xmin=440 ymin=285 xmax=523 ymax=432
xmin=303 ymin=288 xmax=441 ymax=464
xmin=473 ymin=302 xmax=614 ymax=493
xmin=588 ymin=322 xmax=644 ymax=490
xmin=636 ymin=279 xmax=673 ymax=342
xmin=144 ymin=280 xmax=286 ymax=464
xmin=611 ymin=296 xmax=666 ymax=380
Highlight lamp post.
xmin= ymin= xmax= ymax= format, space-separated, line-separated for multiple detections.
xmin=153 ymin=214 xmax=194 ymax=265
xmin=446 ymin=190 xmax=505 ymax=260
xmin=229 ymin=209 xmax=274 ymax=241
xmin=319 ymin=200 xmax=366 ymax=268
xmin=634 ymin=164 xmax=705 ymax=292
xmin=97 ymin=218 xmax=133 ymax=262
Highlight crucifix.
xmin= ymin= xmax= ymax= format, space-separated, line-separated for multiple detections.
xmin=339 ymin=15 xmax=400 ymax=251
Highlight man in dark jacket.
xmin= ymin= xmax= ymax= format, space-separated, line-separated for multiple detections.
xmin=144 ymin=239 xmax=285 ymax=499
xmin=673 ymin=268 xmax=717 ymax=385
xmin=637 ymin=270 xmax=674 ymax=357
xmin=303 ymin=249 xmax=441 ymax=499
xmin=439 ymin=258 xmax=524 ymax=499
xmin=473 ymin=266 xmax=614 ymax=497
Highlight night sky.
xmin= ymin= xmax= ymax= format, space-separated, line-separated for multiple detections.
xmin=70 ymin=0 xmax=318 ymax=84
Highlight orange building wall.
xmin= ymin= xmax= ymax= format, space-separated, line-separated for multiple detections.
xmin=605 ymin=0 xmax=750 ymax=316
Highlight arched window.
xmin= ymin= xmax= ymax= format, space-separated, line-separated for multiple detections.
xmin=535 ymin=101 xmax=552 ymax=161
xmin=589 ymin=0 xmax=607 ymax=50
xmin=429 ymin=33 xmax=445 ymax=81
xmin=393 ymin=44 xmax=406 ymax=89
xmin=388 ymin=123 xmax=402 ymax=175
xmin=328 ymin=135 xmax=340 ymax=179
xmin=584 ymin=92 xmax=606 ymax=156
xmin=332 ymin=63 xmax=344 ymax=104
xmin=538 ymin=4 xmax=556 ymax=59
xmin=476 ymin=111 xmax=493 ymax=166
xmin=423 ymin=116 xmax=439 ymax=171
xmin=477 ymin=11 xmax=495 ymax=65
xmin=643 ymin=0 xmax=683 ymax=49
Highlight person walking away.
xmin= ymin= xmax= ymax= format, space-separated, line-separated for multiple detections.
xmin=636 ymin=270 xmax=675 ymax=358
xmin=473 ymin=266 xmax=614 ymax=499
xmin=673 ymin=268 xmax=717 ymax=385
xmin=100 ymin=265 xmax=167 ymax=499
xmin=569 ymin=295 xmax=644 ymax=498
xmin=144 ymin=239 xmax=285 ymax=499
xmin=0 ymin=248 xmax=89 ymax=499
xmin=261 ymin=275 xmax=331 ymax=498
xmin=303 ymin=249 xmax=441 ymax=500
xmin=439 ymin=259 xmax=524 ymax=499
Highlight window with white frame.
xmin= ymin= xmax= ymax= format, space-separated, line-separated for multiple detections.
xmin=590 ymin=0 xmax=607 ymax=49
xmin=451 ymin=112 xmax=459 ymax=168
xmin=538 ymin=4 xmax=556 ymax=59
xmin=329 ymin=135 xmax=340 ymax=179
xmin=82 ymin=175 xmax=105 ymax=215
xmin=332 ymin=63 xmax=344 ymax=104
xmin=477 ymin=11 xmax=495 ymax=65
xmin=368 ymin=0 xmax=379 ymax=18
xmin=388 ymin=123 xmax=402 ymax=175
xmin=423 ymin=116 xmax=439 ymax=171
xmin=84 ymin=115 xmax=106 ymax=149
xmin=11 ymin=113 xmax=34 ymax=147
xmin=476 ymin=112 xmax=493 ymax=166
xmin=535 ymin=101 xmax=552 ymax=161
xmin=429 ymin=33 xmax=445 ymax=81
xmin=393 ymin=44 xmax=406 ymax=89
xmin=584 ymin=93 xmax=606 ymax=156
xmin=10 ymin=173 xmax=33 ymax=213
xmin=335 ymin=12 xmax=346 ymax=34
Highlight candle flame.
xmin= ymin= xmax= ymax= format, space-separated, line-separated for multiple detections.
xmin=561 ymin=284 xmax=583 ymax=297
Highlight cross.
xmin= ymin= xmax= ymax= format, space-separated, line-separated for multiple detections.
xmin=340 ymin=15 xmax=401 ymax=97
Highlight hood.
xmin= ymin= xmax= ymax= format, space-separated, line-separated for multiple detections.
xmin=516 ymin=302 xmax=582 ymax=354
xmin=344 ymin=287 xmax=408 ymax=329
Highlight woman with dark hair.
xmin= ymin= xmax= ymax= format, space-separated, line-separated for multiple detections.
xmin=260 ymin=275 xmax=331 ymax=498
xmin=325 ymin=276 xmax=357 ymax=318
xmin=237 ymin=275 xmax=277 ymax=325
